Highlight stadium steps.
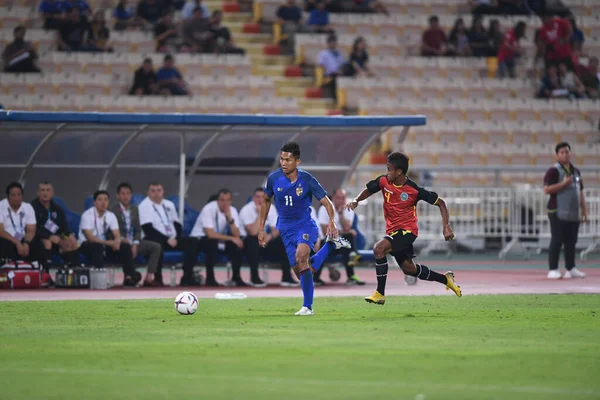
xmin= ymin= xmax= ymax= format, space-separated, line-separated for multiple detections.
xmin=222 ymin=12 xmax=253 ymax=23
xmin=236 ymin=34 xmax=272 ymax=45
xmin=250 ymin=54 xmax=294 ymax=66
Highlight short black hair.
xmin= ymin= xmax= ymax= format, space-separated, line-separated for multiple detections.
xmin=143 ymin=57 xmax=152 ymax=64
xmin=93 ymin=190 xmax=109 ymax=201
xmin=217 ymin=188 xmax=231 ymax=197
xmin=280 ymin=141 xmax=301 ymax=159
xmin=164 ymin=54 xmax=174 ymax=63
xmin=148 ymin=181 xmax=162 ymax=188
xmin=117 ymin=182 xmax=132 ymax=193
xmin=13 ymin=25 xmax=25 ymax=35
xmin=555 ymin=142 xmax=571 ymax=154
xmin=429 ymin=15 xmax=439 ymax=24
xmin=6 ymin=182 xmax=23 ymax=196
xmin=254 ymin=187 xmax=265 ymax=193
xmin=387 ymin=152 xmax=410 ymax=175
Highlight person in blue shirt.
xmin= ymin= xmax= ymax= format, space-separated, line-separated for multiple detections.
xmin=156 ymin=54 xmax=190 ymax=95
xmin=39 ymin=0 xmax=64 ymax=30
xmin=308 ymin=1 xmax=333 ymax=34
xmin=259 ymin=141 xmax=350 ymax=316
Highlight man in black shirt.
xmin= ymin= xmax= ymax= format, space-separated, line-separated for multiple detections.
xmin=2 ymin=26 xmax=41 ymax=73
xmin=129 ymin=58 xmax=158 ymax=95
xmin=30 ymin=182 xmax=80 ymax=268
xmin=56 ymin=8 xmax=102 ymax=52
xmin=208 ymin=10 xmax=245 ymax=54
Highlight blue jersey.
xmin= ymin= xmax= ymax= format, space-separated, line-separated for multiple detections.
xmin=264 ymin=168 xmax=327 ymax=232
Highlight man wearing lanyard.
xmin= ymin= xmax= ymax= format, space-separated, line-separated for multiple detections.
xmin=113 ymin=183 xmax=162 ymax=287
xmin=0 ymin=182 xmax=43 ymax=265
xmin=543 ymin=142 xmax=587 ymax=280
xmin=79 ymin=190 xmax=141 ymax=287
xmin=31 ymin=181 xmax=80 ymax=268
xmin=139 ymin=182 xmax=201 ymax=287
xmin=190 ymin=188 xmax=245 ymax=287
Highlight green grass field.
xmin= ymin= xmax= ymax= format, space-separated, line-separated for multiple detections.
xmin=1 ymin=295 xmax=599 ymax=400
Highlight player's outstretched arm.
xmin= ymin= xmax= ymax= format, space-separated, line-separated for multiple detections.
xmin=319 ymin=195 xmax=339 ymax=238
xmin=345 ymin=188 xmax=373 ymax=211
xmin=258 ymin=196 xmax=272 ymax=247
xmin=436 ymin=197 xmax=455 ymax=241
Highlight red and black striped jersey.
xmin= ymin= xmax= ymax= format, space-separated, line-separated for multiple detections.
xmin=366 ymin=175 xmax=439 ymax=236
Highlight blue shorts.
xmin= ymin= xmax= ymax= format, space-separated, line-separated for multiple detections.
xmin=279 ymin=222 xmax=319 ymax=267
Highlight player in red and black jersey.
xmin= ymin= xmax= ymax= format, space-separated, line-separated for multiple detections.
xmin=345 ymin=152 xmax=462 ymax=304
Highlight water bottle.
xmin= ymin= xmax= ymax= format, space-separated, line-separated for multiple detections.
xmin=215 ymin=293 xmax=247 ymax=300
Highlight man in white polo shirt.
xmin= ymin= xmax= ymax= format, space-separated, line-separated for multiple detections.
xmin=317 ymin=188 xmax=365 ymax=285
xmin=0 ymin=182 xmax=44 ymax=265
xmin=239 ymin=187 xmax=299 ymax=287
xmin=139 ymin=182 xmax=201 ymax=287
xmin=79 ymin=190 xmax=141 ymax=287
xmin=190 ymin=188 xmax=246 ymax=287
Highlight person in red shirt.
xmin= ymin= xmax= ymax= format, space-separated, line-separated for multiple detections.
xmin=537 ymin=13 xmax=573 ymax=70
xmin=421 ymin=15 xmax=452 ymax=57
xmin=497 ymin=21 xmax=526 ymax=79
xmin=345 ymin=152 xmax=462 ymax=305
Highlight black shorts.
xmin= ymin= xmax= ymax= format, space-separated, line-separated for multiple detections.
xmin=384 ymin=230 xmax=417 ymax=264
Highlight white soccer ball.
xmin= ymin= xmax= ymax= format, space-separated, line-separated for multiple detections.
xmin=174 ymin=291 xmax=199 ymax=315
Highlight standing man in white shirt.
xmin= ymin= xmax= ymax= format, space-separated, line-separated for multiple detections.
xmin=239 ymin=188 xmax=299 ymax=287
xmin=0 ymin=182 xmax=44 ymax=265
xmin=112 ymin=183 xmax=162 ymax=287
xmin=317 ymin=34 xmax=345 ymax=100
xmin=139 ymin=182 xmax=201 ymax=287
xmin=317 ymin=188 xmax=365 ymax=285
xmin=190 ymin=188 xmax=245 ymax=287
xmin=79 ymin=190 xmax=141 ymax=287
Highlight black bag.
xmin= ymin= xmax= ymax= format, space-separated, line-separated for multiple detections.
xmin=55 ymin=266 xmax=90 ymax=288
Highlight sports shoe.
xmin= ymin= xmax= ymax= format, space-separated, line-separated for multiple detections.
xmin=314 ymin=278 xmax=326 ymax=286
xmin=250 ymin=278 xmax=267 ymax=288
xmin=347 ymin=251 xmax=362 ymax=267
xmin=280 ymin=278 xmax=300 ymax=287
xmin=444 ymin=271 xmax=462 ymax=297
xmin=326 ymin=234 xmax=352 ymax=250
xmin=346 ymin=274 xmax=366 ymax=286
xmin=563 ymin=268 xmax=586 ymax=279
xmin=294 ymin=306 xmax=314 ymax=316
xmin=224 ymin=278 xmax=248 ymax=287
xmin=364 ymin=290 xmax=385 ymax=305
xmin=547 ymin=269 xmax=562 ymax=280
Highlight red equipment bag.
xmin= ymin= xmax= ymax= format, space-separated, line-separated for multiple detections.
xmin=0 ymin=261 xmax=41 ymax=289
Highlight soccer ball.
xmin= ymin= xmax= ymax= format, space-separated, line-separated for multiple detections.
xmin=174 ymin=291 xmax=199 ymax=315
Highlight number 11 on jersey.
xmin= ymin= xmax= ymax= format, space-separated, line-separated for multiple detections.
xmin=285 ymin=195 xmax=293 ymax=206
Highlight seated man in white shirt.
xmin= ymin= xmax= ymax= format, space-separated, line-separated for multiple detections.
xmin=139 ymin=182 xmax=201 ymax=287
xmin=239 ymin=188 xmax=299 ymax=287
xmin=190 ymin=188 xmax=245 ymax=287
xmin=78 ymin=190 xmax=141 ymax=287
xmin=316 ymin=188 xmax=365 ymax=285
xmin=0 ymin=182 xmax=45 ymax=266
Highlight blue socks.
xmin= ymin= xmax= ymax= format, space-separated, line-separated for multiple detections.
xmin=299 ymin=270 xmax=314 ymax=309
xmin=310 ymin=241 xmax=335 ymax=272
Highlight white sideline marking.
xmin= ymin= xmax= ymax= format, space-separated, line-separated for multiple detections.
xmin=0 ymin=366 xmax=598 ymax=397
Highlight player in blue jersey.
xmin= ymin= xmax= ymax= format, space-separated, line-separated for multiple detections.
xmin=258 ymin=141 xmax=350 ymax=316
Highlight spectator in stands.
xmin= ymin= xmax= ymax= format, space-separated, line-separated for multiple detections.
xmin=496 ymin=21 xmax=526 ymax=79
xmin=79 ymin=190 xmax=141 ymax=287
xmin=208 ymin=10 xmax=245 ymax=54
xmin=468 ymin=15 xmax=491 ymax=57
xmin=308 ymin=1 xmax=333 ymax=33
xmin=351 ymin=0 xmax=388 ymax=15
xmin=567 ymin=14 xmax=584 ymax=57
xmin=487 ymin=19 xmax=503 ymax=55
xmin=113 ymin=0 xmax=138 ymax=30
xmin=190 ymin=188 xmax=246 ymax=287
xmin=317 ymin=189 xmax=365 ymax=286
xmin=39 ymin=0 xmax=64 ymax=30
xmin=448 ymin=18 xmax=472 ymax=57
xmin=343 ymin=36 xmax=373 ymax=77
xmin=469 ymin=0 xmax=498 ymax=15
xmin=276 ymin=0 xmax=310 ymax=44
xmin=580 ymin=56 xmax=599 ymax=99
xmin=183 ymin=8 xmax=211 ymax=53
xmin=239 ymin=188 xmax=299 ymax=287
xmin=537 ymin=65 xmax=568 ymax=98
xmin=137 ymin=0 xmax=167 ymax=27
xmin=0 ymin=182 xmax=44 ymax=267
xmin=89 ymin=10 xmax=114 ymax=52
xmin=56 ymin=9 xmax=102 ymax=52
xmin=2 ymin=26 xmax=41 ymax=73
xmin=543 ymin=142 xmax=587 ymax=280
xmin=558 ymin=62 xmax=585 ymax=99
xmin=155 ymin=13 xmax=181 ymax=52
xmin=129 ymin=58 xmax=158 ymax=95
xmin=156 ymin=54 xmax=190 ymax=95
xmin=61 ymin=0 xmax=92 ymax=19
xmin=421 ymin=15 xmax=451 ymax=57
xmin=536 ymin=12 xmax=573 ymax=70
xmin=139 ymin=182 xmax=201 ymax=286
xmin=31 ymin=182 xmax=80 ymax=269
xmin=317 ymin=34 xmax=345 ymax=99
xmin=181 ymin=0 xmax=209 ymax=20
xmin=112 ymin=183 xmax=162 ymax=287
